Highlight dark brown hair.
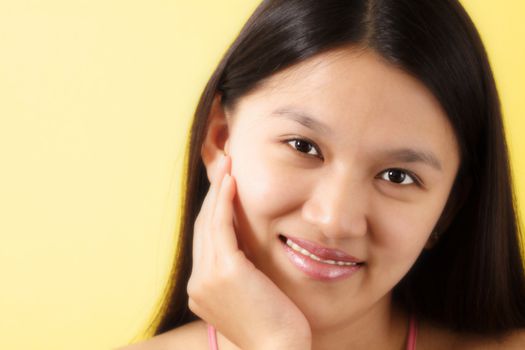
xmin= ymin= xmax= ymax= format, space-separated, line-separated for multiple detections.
xmin=147 ymin=0 xmax=525 ymax=337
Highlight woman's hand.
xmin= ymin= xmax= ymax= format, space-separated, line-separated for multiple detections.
xmin=187 ymin=154 xmax=312 ymax=350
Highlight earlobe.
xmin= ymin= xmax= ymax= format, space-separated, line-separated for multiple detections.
xmin=201 ymin=94 xmax=231 ymax=182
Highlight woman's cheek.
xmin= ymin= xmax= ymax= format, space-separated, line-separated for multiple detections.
xmin=229 ymin=155 xmax=300 ymax=260
xmin=370 ymin=200 xmax=438 ymax=270
xmin=232 ymin=156 xmax=300 ymax=217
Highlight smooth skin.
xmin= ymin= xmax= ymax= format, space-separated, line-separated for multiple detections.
xmin=119 ymin=48 xmax=525 ymax=349
xmin=188 ymin=154 xmax=312 ymax=350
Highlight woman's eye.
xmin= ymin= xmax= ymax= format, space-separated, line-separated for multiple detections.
xmin=285 ymin=138 xmax=322 ymax=158
xmin=379 ymin=169 xmax=418 ymax=186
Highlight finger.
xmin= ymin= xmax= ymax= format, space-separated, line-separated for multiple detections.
xmin=201 ymin=155 xmax=229 ymax=224
xmin=201 ymin=156 xmax=231 ymax=264
xmin=211 ymin=172 xmax=239 ymax=255
xmin=193 ymin=155 xmax=229 ymax=264
xmin=209 ymin=155 xmax=231 ymax=221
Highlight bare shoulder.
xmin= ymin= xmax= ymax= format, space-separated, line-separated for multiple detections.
xmin=463 ymin=328 xmax=525 ymax=350
xmin=116 ymin=320 xmax=209 ymax=350
xmin=452 ymin=327 xmax=525 ymax=350
xmin=417 ymin=319 xmax=525 ymax=350
xmin=499 ymin=329 xmax=525 ymax=349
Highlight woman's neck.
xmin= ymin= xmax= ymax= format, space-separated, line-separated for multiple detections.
xmin=216 ymin=295 xmax=410 ymax=350
xmin=309 ymin=295 xmax=409 ymax=350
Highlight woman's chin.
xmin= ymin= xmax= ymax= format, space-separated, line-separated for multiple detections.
xmin=270 ymin=275 xmax=358 ymax=330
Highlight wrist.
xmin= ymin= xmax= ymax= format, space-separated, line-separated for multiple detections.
xmin=256 ymin=333 xmax=312 ymax=350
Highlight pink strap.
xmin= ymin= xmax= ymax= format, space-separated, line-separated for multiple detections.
xmin=406 ymin=314 xmax=418 ymax=350
xmin=207 ymin=324 xmax=218 ymax=350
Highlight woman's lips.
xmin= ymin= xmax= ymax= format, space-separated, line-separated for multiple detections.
xmin=279 ymin=234 xmax=364 ymax=281
xmin=282 ymin=235 xmax=363 ymax=263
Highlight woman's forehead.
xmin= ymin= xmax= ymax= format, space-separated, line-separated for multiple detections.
xmin=238 ymin=48 xmax=445 ymax=122
xmin=231 ymin=48 xmax=459 ymax=164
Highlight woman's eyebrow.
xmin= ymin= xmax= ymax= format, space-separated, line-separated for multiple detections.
xmin=270 ymin=107 xmax=332 ymax=135
xmin=380 ymin=148 xmax=443 ymax=171
xmin=270 ymin=107 xmax=442 ymax=171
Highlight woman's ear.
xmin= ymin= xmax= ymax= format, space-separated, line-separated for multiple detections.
xmin=201 ymin=94 xmax=231 ymax=183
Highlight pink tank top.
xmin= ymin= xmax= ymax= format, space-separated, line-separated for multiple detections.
xmin=207 ymin=314 xmax=418 ymax=349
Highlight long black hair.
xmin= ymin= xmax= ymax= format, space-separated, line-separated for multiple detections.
xmin=146 ymin=0 xmax=525 ymax=337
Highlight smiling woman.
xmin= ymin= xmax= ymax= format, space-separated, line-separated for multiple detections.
xmin=206 ymin=51 xmax=461 ymax=326
xmin=119 ymin=0 xmax=525 ymax=349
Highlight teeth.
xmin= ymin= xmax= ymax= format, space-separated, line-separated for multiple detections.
xmin=286 ymin=239 xmax=358 ymax=266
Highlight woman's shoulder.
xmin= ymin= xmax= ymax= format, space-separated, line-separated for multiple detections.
xmin=455 ymin=328 xmax=525 ymax=349
xmin=419 ymin=318 xmax=525 ymax=349
xmin=116 ymin=320 xmax=209 ymax=350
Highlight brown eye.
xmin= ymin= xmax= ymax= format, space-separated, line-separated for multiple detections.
xmin=379 ymin=168 xmax=416 ymax=185
xmin=286 ymin=138 xmax=321 ymax=158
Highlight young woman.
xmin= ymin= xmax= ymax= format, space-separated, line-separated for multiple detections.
xmin=122 ymin=0 xmax=525 ymax=349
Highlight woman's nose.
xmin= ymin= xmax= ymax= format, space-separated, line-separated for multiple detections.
xmin=301 ymin=174 xmax=369 ymax=239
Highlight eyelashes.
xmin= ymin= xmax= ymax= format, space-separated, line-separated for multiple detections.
xmin=378 ymin=169 xmax=419 ymax=186
xmin=285 ymin=138 xmax=323 ymax=159
xmin=283 ymin=137 xmax=422 ymax=187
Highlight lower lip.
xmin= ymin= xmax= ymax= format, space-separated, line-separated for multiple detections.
xmin=279 ymin=238 xmax=363 ymax=281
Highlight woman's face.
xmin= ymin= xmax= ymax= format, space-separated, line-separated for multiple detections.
xmin=219 ymin=48 xmax=460 ymax=330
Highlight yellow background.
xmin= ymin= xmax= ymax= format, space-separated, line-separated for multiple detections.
xmin=0 ymin=1 xmax=523 ymax=349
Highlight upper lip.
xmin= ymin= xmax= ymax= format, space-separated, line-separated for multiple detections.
xmin=281 ymin=234 xmax=364 ymax=263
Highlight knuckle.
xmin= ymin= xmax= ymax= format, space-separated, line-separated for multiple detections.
xmin=216 ymin=261 xmax=239 ymax=281
xmin=187 ymin=298 xmax=199 ymax=314
xmin=186 ymin=278 xmax=199 ymax=297
xmin=187 ymin=277 xmax=207 ymax=302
